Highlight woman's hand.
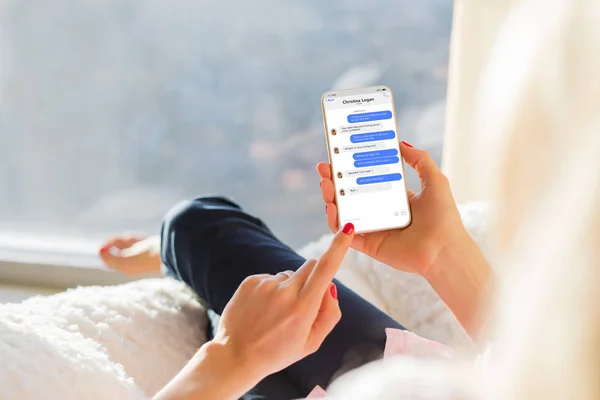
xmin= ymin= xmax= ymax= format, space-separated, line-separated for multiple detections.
xmin=214 ymin=223 xmax=354 ymax=381
xmin=99 ymin=235 xmax=161 ymax=274
xmin=154 ymin=224 xmax=355 ymax=400
xmin=318 ymin=141 xmax=466 ymax=276
xmin=320 ymin=142 xmax=493 ymax=341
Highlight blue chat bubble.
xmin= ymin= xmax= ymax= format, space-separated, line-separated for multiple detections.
xmin=354 ymin=156 xmax=400 ymax=168
xmin=347 ymin=111 xmax=393 ymax=124
xmin=353 ymin=148 xmax=398 ymax=160
xmin=356 ymin=173 xmax=402 ymax=185
xmin=350 ymin=130 xmax=396 ymax=143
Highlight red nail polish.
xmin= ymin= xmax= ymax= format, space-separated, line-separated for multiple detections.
xmin=330 ymin=283 xmax=338 ymax=299
xmin=100 ymin=245 xmax=110 ymax=253
xmin=401 ymin=141 xmax=414 ymax=148
xmin=342 ymin=223 xmax=354 ymax=235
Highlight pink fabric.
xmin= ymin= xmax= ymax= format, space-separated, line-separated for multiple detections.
xmin=306 ymin=385 xmax=328 ymax=398
xmin=383 ymin=328 xmax=456 ymax=360
xmin=305 ymin=329 xmax=455 ymax=398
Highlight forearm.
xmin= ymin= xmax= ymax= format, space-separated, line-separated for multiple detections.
xmin=425 ymin=231 xmax=493 ymax=346
xmin=153 ymin=341 xmax=259 ymax=400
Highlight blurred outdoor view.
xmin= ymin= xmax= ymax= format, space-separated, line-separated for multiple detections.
xmin=0 ymin=0 xmax=452 ymax=249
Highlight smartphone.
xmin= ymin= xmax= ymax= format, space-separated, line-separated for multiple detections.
xmin=321 ymin=85 xmax=411 ymax=234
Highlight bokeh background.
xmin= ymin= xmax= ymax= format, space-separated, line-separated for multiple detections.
xmin=0 ymin=0 xmax=452 ymax=248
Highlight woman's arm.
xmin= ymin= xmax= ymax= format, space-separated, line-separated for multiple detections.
xmin=424 ymin=229 xmax=492 ymax=343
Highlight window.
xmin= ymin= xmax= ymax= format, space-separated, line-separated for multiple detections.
xmin=0 ymin=1 xmax=452 ymax=250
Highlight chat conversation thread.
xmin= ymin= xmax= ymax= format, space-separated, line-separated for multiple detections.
xmin=324 ymin=90 xmax=410 ymax=232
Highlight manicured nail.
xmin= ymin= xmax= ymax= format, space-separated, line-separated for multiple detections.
xmin=100 ymin=245 xmax=110 ymax=254
xmin=342 ymin=222 xmax=354 ymax=235
xmin=401 ymin=141 xmax=413 ymax=148
xmin=330 ymin=283 xmax=338 ymax=299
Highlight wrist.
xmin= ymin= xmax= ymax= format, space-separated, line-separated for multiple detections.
xmin=424 ymin=227 xmax=478 ymax=283
xmin=154 ymin=340 xmax=260 ymax=400
xmin=423 ymin=230 xmax=493 ymax=342
xmin=199 ymin=339 xmax=261 ymax=392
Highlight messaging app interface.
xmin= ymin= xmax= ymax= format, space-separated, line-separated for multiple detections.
xmin=324 ymin=90 xmax=410 ymax=232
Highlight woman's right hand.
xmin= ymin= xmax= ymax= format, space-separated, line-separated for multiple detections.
xmin=317 ymin=141 xmax=467 ymax=276
xmin=155 ymin=226 xmax=355 ymax=400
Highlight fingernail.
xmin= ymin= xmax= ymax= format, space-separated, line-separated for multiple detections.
xmin=330 ymin=283 xmax=338 ymax=299
xmin=100 ymin=245 xmax=110 ymax=254
xmin=342 ymin=223 xmax=354 ymax=235
xmin=325 ymin=204 xmax=328 ymax=214
xmin=401 ymin=141 xmax=413 ymax=148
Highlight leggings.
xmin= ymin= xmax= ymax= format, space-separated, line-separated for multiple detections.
xmin=160 ymin=196 xmax=405 ymax=399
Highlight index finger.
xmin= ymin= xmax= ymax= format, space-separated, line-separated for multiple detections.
xmin=299 ymin=223 xmax=355 ymax=301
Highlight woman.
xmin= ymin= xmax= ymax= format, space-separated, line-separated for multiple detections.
xmin=102 ymin=0 xmax=600 ymax=397
xmin=100 ymin=142 xmax=492 ymax=399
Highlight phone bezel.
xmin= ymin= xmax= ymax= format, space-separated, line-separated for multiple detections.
xmin=320 ymin=85 xmax=412 ymax=234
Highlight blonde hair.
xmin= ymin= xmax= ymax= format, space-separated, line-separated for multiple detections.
xmin=330 ymin=0 xmax=600 ymax=398
xmin=475 ymin=0 xmax=600 ymax=398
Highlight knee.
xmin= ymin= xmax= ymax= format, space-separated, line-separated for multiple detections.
xmin=161 ymin=196 xmax=242 ymax=239
xmin=161 ymin=198 xmax=197 ymax=238
xmin=160 ymin=197 xmax=215 ymax=270
xmin=159 ymin=198 xmax=212 ymax=282
xmin=159 ymin=196 xmax=248 ymax=274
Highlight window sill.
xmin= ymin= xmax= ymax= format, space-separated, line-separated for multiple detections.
xmin=0 ymin=231 xmax=149 ymax=290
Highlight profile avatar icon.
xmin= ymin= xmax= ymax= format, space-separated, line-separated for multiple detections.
xmin=337 ymin=172 xmax=343 ymax=179
xmin=331 ymin=129 xmax=337 ymax=136
xmin=339 ymin=189 xmax=345 ymax=196
xmin=334 ymin=147 xmax=339 ymax=154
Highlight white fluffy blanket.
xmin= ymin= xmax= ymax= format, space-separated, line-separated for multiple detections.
xmin=0 ymin=279 xmax=206 ymax=399
xmin=0 ymin=202 xmax=488 ymax=399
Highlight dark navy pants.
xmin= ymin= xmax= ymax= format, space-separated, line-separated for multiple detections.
xmin=160 ymin=196 xmax=405 ymax=399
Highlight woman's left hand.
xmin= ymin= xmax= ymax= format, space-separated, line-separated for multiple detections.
xmin=155 ymin=224 xmax=355 ymax=400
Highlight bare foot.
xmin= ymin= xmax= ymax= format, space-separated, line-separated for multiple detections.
xmin=99 ymin=235 xmax=161 ymax=275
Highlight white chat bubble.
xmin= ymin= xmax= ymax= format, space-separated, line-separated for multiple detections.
xmin=345 ymin=165 xmax=391 ymax=177
xmin=339 ymin=122 xmax=383 ymax=134
xmin=341 ymin=142 xmax=386 ymax=153
xmin=346 ymin=182 xmax=392 ymax=195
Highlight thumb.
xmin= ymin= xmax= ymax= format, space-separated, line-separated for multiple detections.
xmin=305 ymin=283 xmax=341 ymax=354
xmin=400 ymin=141 xmax=446 ymax=188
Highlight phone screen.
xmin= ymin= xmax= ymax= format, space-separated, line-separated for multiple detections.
xmin=322 ymin=86 xmax=411 ymax=233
